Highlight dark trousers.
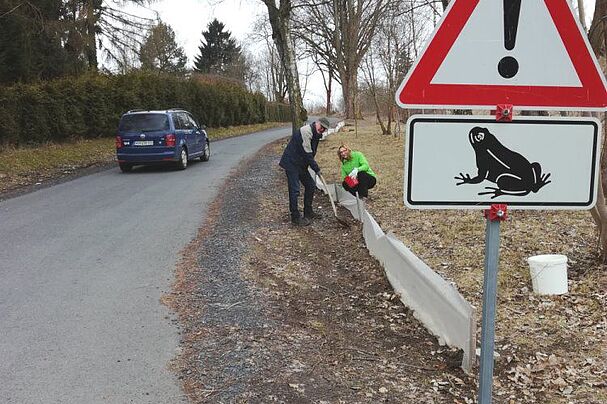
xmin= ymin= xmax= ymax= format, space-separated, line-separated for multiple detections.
xmin=343 ymin=171 xmax=376 ymax=198
xmin=285 ymin=167 xmax=315 ymax=219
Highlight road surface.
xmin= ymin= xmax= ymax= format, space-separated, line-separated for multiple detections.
xmin=0 ymin=126 xmax=289 ymax=403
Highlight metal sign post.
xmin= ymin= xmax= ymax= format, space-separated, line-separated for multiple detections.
xmin=478 ymin=204 xmax=507 ymax=403
xmin=478 ymin=108 xmax=512 ymax=404
xmin=394 ymin=1 xmax=607 ymax=402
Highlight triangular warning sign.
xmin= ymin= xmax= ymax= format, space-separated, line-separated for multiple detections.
xmin=396 ymin=0 xmax=607 ymax=111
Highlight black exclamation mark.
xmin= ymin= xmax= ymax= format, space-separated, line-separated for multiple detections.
xmin=498 ymin=0 xmax=521 ymax=79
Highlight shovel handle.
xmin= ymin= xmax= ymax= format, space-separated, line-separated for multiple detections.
xmin=318 ymin=174 xmax=339 ymax=218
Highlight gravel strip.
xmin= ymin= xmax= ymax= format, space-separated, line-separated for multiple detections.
xmin=169 ymin=141 xmax=474 ymax=403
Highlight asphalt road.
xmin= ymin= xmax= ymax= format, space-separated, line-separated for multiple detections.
xmin=0 ymin=126 xmax=289 ymax=403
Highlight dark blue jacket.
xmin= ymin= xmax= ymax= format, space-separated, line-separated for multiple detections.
xmin=279 ymin=123 xmax=322 ymax=173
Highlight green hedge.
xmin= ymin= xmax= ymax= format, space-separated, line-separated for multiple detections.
xmin=0 ymin=72 xmax=291 ymax=146
xmin=266 ymin=102 xmax=291 ymax=123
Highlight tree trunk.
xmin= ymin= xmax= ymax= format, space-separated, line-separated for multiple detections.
xmin=588 ymin=0 xmax=607 ymax=56
xmin=597 ymin=106 xmax=607 ymax=261
xmin=386 ymin=104 xmax=393 ymax=136
xmin=591 ymin=180 xmax=607 ymax=261
xmin=594 ymin=3 xmax=607 ymax=261
xmin=341 ymin=68 xmax=357 ymax=119
xmin=84 ymin=0 xmax=98 ymax=70
xmin=281 ymin=36 xmax=306 ymax=130
xmin=369 ymin=87 xmax=387 ymax=135
xmin=263 ymin=0 xmax=306 ymax=130
xmin=577 ymin=0 xmax=588 ymax=32
xmin=325 ymin=85 xmax=332 ymax=115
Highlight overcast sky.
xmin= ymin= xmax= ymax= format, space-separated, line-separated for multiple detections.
xmin=135 ymin=0 xmax=263 ymax=62
xmin=121 ymin=0 xmax=598 ymax=108
xmin=121 ymin=0 xmax=332 ymax=107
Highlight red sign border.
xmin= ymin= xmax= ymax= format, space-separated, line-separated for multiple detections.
xmin=396 ymin=0 xmax=607 ymax=111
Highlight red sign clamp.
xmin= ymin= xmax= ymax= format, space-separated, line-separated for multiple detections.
xmin=484 ymin=204 xmax=508 ymax=221
xmin=495 ymin=104 xmax=513 ymax=121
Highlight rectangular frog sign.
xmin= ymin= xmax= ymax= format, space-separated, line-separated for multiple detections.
xmin=404 ymin=115 xmax=600 ymax=209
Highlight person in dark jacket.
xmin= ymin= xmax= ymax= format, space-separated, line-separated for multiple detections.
xmin=279 ymin=117 xmax=330 ymax=226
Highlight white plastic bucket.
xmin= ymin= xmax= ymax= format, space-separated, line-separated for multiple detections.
xmin=527 ymin=254 xmax=568 ymax=295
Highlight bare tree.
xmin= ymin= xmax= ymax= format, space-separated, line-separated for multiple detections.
xmin=296 ymin=30 xmax=337 ymax=115
xmin=260 ymin=0 xmax=306 ymax=130
xmin=269 ymin=46 xmax=289 ymax=102
xmin=249 ymin=17 xmax=289 ymax=102
xmin=294 ymin=0 xmax=392 ymax=119
xmin=139 ymin=21 xmax=188 ymax=75
xmin=361 ymin=49 xmax=389 ymax=134
xmin=360 ymin=0 xmax=423 ymax=134
xmin=330 ymin=0 xmax=389 ymax=119
xmin=110 ymin=28 xmax=141 ymax=74
xmin=294 ymin=17 xmax=341 ymax=115
xmin=63 ymin=1 xmax=156 ymax=70
xmin=100 ymin=1 xmax=158 ymax=68
xmin=587 ymin=0 xmax=607 ymax=261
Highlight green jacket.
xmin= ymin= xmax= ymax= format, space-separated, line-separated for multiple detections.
xmin=340 ymin=151 xmax=377 ymax=180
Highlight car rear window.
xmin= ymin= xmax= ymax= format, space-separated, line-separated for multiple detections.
xmin=119 ymin=114 xmax=169 ymax=132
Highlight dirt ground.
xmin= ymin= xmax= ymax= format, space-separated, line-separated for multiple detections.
xmin=166 ymin=142 xmax=477 ymax=403
xmin=168 ymin=119 xmax=606 ymax=403
xmin=315 ymin=119 xmax=607 ymax=403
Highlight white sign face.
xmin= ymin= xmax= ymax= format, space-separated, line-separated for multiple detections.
xmin=432 ymin=0 xmax=579 ymax=87
xmin=404 ymin=115 xmax=600 ymax=209
xmin=395 ymin=0 xmax=607 ymax=110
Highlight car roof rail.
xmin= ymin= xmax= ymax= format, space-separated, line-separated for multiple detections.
xmin=167 ymin=108 xmax=185 ymax=111
xmin=127 ymin=109 xmax=146 ymax=113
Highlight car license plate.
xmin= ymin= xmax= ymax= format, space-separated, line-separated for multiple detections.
xmin=133 ymin=140 xmax=154 ymax=146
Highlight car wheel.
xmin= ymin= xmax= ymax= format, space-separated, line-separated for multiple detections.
xmin=177 ymin=147 xmax=188 ymax=170
xmin=119 ymin=163 xmax=133 ymax=173
xmin=200 ymin=141 xmax=210 ymax=162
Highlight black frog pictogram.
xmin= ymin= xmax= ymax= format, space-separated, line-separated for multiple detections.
xmin=454 ymin=127 xmax=551 ymax=198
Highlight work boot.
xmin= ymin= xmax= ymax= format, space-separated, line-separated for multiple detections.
xmin=304 ymin=210 xmax=322 ymax=220
xmin=291 ymin=216 xmax=311 ymax=226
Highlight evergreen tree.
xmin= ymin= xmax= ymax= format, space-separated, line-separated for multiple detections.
xmin=61 ymin=0 xmax=153 ymax=71
xmin=139 ymin=21 xmax=187 ymax=75
xmin=194 ymin=18 xmax=241 ymax=75
xmin=0 ymin=0 xmax=84 ymax=84
xmin=0 ymin=0 xmax=151 ymax=84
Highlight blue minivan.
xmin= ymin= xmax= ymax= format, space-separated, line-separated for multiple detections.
xmin=115 ymin=109 xmax=210 ymax=172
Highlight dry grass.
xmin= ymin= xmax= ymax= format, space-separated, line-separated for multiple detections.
xmin=208 ymin=122 xmax=287 ymax=140
xmin=0 ymin=122 xmax=288 ymax=194
xmin=0 ymin=138 xmax=115 ymax=175
xmin=0 ymin=138 xmax=116 ymax=194
xmin=315 ymin=116 xmax=607 ymax=402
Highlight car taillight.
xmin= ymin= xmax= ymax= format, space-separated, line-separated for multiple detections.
xmin=165 ymin=134 xmax=176 ymax=147
xmin=115 ymin=135 xmax=123 ymax=149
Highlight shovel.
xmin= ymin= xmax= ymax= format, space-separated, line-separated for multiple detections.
xmin=318 ymin=174 xmax=350 ymax=228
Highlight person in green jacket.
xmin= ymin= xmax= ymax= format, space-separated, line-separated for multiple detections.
xmin=338 ymin=144 xmax=377 ymax=198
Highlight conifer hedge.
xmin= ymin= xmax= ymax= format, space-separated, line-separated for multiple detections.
xmin=0 ymin=72 xmax=291 ymax=146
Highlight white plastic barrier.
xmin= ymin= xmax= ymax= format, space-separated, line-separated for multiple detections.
xmin=335 ymin=186 xmax=363 ymax=220
xmin=320 ymin=120 xmax=345 ymax=139
xmin=362 ymin=210 xmax=386 ymax=263
xmin=381 ymin=233 xmax=476 ymax=372
xmin=312 ymin=172 xmax=477 ymax=372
